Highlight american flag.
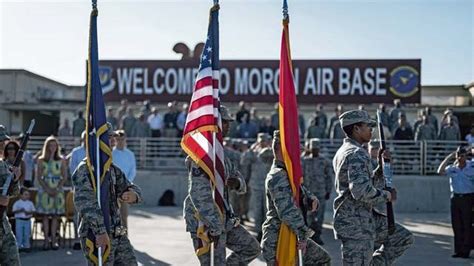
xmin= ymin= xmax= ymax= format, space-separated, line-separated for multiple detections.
xmin=180 ymin=4 xmax=225 ymax=254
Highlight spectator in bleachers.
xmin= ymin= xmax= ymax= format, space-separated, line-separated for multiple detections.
xmin=236 ymin=101 xmax=250 ymax=124
xmin=12 ymin=188 xmax=35 ymax=252
xmin=441 ymin=108 xmax=459 ymax=127
xmin=270 ymin=103 xmax=279 ymax=129
xmin=308 ymin=104 xmax=327 ymax=132
xmin=117 ymin=99 xmax=129 ymax=123
xmin=228 ymin=119 xmax=240 ymax=138
xmin=112 ymin=130 xmax=137 ymax=228
xmin=3 ymin=141 xmax=25 ymax=185
xmin=237 ymin=113 xmax=258 ymax=139
xmin=58 ymin=118 xmax=72 ymax=137
xmin=330 ymin=120 xmax=345 ymax=140
xmin=415 ymin=115 xmax=437 ymax=141
xmin=305 ymin=116 xmax=326 ymax=139
xmin=377 ymin=104 xmax=390 ymax=128
xmin=439 ymin=115 xmax=461 ymax=141
xmin=328 ymin=104 xmax=343 ymax=137
xmin=425 ymin=106 xmax=439 ymax=134
xmin=393 ymin=113 xmax=414 ymax=140
xmin=107 ymin=106 xmax=119 ymax=130
xmin=249 ymin=107 xmax=262 ymax=132
xmin=121 ymin=107 xmax=137 ymax=137
xmin=163 ymin=102 xmax=178 ymax=138
xmin=72 ymin=111 xmax=86 ymax=137
xmin=35 ymin=136 xmax=66 ymax=250
xmin=141 ymin=100 xmax=152 ymax=118
xmin=148 ymin=107 xmax=164 ymax=138
xmin=131 ymin=113 xmax=152 ymax=138
xmin=389 ymin=99 xmax=405 ymax=131
xmin=413 ymin=109 xmax=426 ymax=134
xmin=465 ymin=125 xmax=474 ymax=146
xmin=17 ymin=134 xmax=35 ymax=188
xmin=259 ymin=117 xmax=276 ymax=136
xmin=67 ymin=131 xmax=86 ymax=176
xmin=176 ymin=103 xmax=188 ymax=137
xmin=0 ymin=125 xmax=10 ymax=158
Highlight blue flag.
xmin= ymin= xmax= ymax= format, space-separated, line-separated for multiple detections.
xmin=84 ymin=5 xmax=112 ymax=265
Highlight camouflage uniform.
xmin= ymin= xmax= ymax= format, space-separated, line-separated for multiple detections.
xmin=330 ymin=121 xmax=345 ymax=140
xmin=438 ymin=124 xmax=461 ymax=141
xmin=261 ymin=131 xmax=331 ymax=265
xmin=72 ymin=162 xmax=142 ymax=266
xmin=301 ymin=139 xmax=334 ymax=242
xmin=241 ymin=145 xmax=273 ymax=236
xmin=183 ymin=105 xmax=260 ymax=265
xmin=333 ymin=110 xmax=412 ymax=265
xmin=0 ymin=160 xmax=20 ymax=266
xmin=415 ymin=123 xmax=437 ymax=141
xmin=183 ymin=155 xmax=260 ymax=265
xmin=226 ymin=146 xmax=247 ymax=218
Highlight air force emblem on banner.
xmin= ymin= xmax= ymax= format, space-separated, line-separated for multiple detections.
xmin=389 ymin=66 xmax=419 ymax=97
xmin=99 ymin=66 xmax=115 ymax=94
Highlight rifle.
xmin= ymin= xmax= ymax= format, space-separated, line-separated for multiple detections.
xmin=0 ymin=119 xmax=35 ymax=216
xmin=376 ymin=112 xmax=395 ymax=235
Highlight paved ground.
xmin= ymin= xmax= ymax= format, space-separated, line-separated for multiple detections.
xmin=19 ymin=206 xmax=474 ymax=266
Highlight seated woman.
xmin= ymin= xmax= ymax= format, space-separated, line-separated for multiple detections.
xmin=35 ymin=136 xmax=66 ymax=250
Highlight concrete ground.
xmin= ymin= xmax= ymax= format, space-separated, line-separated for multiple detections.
xmin=19 ymin=206 xmax=474 ymax=266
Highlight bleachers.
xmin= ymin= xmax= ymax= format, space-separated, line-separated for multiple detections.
xmin=25 ymin=136 xmax=470 ymax=176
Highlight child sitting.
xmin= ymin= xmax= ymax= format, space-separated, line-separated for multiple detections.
xmin=12 ymin=188 xmax=35 ymax=251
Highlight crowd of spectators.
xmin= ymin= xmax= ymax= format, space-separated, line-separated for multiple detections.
xmin=57 ymin=99 xmax=473 ymax=146
xmin=1 ymin=123 xmax=137 ymax=252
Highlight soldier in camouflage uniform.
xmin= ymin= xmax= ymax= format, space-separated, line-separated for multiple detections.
xmin=241 ymin=133 xmax=273 ymax=240
xmin=333 ymin=110 xmax=407 ymax=265
xmin=301 ymin=138 xmax=334 ymax=245
xmin=415 ymin=115 xmax=437 ymax=141
xmin=72 ymin=131 xmax=142 ymax=265
xmin=0 ymin=137 xmax=21 ymax=266
xmin=261 ymin=130 xmax=331 ymax=265
xmin=227 ymin=140 xmax=248 ymax=221
xmin=183 ymin=105 xmax=260 ymax=265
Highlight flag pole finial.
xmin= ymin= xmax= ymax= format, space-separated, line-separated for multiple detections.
xmin=92 ymin=0 xmax=97 ymax=9
xmin=213 ymin=0 xmax=218 ymax=5
xmin=282 ymin=0 xmax=289 ymax=22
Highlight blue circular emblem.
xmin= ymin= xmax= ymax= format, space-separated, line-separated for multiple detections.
xmin=389 ymin=66 xmax=419 ymax=97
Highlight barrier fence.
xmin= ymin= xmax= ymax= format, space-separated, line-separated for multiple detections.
xmin=26 ymin=136 xmax=470 ymax=176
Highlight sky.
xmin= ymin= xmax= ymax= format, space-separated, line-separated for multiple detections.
xmin=0 ymin=0 xmax=472 ymax=86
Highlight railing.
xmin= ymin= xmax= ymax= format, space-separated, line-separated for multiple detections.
xmin=25 ymin=136 xmax=469 ymax=175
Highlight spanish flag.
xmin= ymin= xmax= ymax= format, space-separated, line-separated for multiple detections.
xmin=276 ymin=2 xmax=303 ymax=265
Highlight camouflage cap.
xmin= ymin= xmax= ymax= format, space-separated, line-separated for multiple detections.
xmin=0 ymin=125 xmax=11 ymax=141
xmin=220 ymin=105 xmax=234 ymax=121
xmin=257 ymin=132 xmax=271 ymax=143
xmin=339 ymin=110 xmax=376 ymax=128
xmin=309 ymin=138 xmax=321 ymax=149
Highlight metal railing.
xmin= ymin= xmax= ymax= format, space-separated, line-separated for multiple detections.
xmin=25 ymin=136 xmax=468 ymax=175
